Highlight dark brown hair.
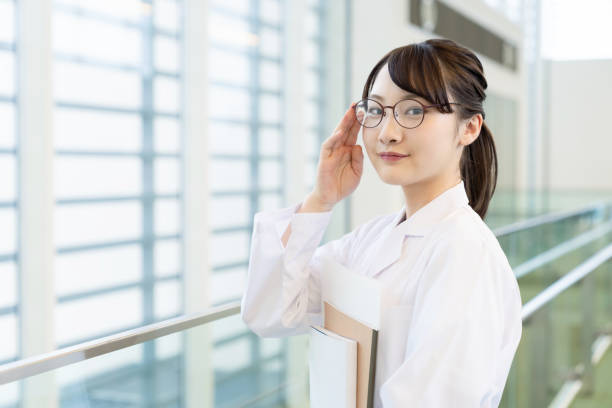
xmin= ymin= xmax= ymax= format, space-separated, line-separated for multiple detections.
xmin=361 ymin=38 xmax=497 ymax=220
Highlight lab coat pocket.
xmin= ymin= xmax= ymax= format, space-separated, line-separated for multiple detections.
xmin=377 ymin=305 xmax=413 ymax=385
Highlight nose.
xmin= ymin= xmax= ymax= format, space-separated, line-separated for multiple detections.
xmin=377 ymin=107 xmax=403 ymax=144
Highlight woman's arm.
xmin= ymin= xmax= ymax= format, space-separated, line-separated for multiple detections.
xmin=240 ymin=198 xmax=355 ymax=338
xmin=281 ymin=192 xmax=335 ymax=248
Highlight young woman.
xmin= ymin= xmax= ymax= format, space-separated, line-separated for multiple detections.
xmin=241 ymin=38 xmax=522 ymax=407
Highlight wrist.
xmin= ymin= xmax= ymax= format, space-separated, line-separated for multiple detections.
xmin=299 ymin=192 xmax=334 ymax=213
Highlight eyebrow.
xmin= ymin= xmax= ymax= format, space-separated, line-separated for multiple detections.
xmin=369 ymin=92 xmax=421 ymax=102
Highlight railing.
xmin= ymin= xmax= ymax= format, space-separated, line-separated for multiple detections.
xmin=0 ymin=201 xmax=611 ymax=407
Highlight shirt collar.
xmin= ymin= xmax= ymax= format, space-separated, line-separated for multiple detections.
xmin=390 ymin=179 xmax=469 ymax=237
xmin=366 ymin=180 xmax=470 ymax=278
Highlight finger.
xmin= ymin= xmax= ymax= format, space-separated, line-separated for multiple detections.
xmin=323 ymin=103 xmax=357 ymax=152
xmin=331 ymin=102 xmax=357 ymax=136
xmin=346 ymin=115 xmax=361 ymax=146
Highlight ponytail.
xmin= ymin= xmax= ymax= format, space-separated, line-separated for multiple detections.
xmin=460 ymin=121 xmax=498 ymax=220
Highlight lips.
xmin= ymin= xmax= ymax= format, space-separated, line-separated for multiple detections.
xmin=379 ymin=152 xmax=409 ymax=158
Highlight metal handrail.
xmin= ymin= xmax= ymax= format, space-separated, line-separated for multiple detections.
xmin=0 ymin=202 xmax=610 ymax=386
xmin=521 ymin=243 xmax=612 ymax=322
xmin=0 ymin=301 xmax=241 ymax=385
xmin=493 ymin=200 xmax=608 ymax=238
xmin=513 ymin=219 xmax=612 ymax=279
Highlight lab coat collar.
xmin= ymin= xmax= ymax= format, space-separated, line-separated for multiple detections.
xmin=366 ymin=180 xmax=470 ymax=278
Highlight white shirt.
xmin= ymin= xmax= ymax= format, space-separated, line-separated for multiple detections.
xmin=240 ymin=180 xmax=523 ymax=407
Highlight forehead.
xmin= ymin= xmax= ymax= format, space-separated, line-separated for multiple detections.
xmin=369 ymin=64 xmax=426 ymax=103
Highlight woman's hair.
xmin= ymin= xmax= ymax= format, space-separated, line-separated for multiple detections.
xmin=361 ymin=38 xmax=497 ymax=220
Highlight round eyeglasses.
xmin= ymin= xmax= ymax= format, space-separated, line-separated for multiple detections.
xmin=353 ymin=97 xmax=463 ymax=129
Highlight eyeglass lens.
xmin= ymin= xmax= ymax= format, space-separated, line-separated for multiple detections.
xmin=355 ymin=98 xmax=425 ymax=129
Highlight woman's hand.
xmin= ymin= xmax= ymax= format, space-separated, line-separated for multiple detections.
xmin=309 ymin=102 xmax=363 ymax=210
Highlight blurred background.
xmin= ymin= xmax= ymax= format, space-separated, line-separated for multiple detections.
xmin=1 ymin=0 xmax=612 ymax=406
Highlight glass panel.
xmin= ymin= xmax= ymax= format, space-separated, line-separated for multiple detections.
xmin=210 ymin=0 xmax=249 ymax=14
xmin=208 ymin=48 xmax=250 ymax=85
xmin=154 ymin=198 xmax=180 ymax=236
xmin=55 ymin=0 xmax=145 ymax=21
xmin=54 ymin=108 xmax=142 ymax=152
xmin=211 ymin=267 xmax=246 ymax=305
xmin=0 ymin=155 xmax=15 ymax=201
xmin=209 ymin=196 xmax=250 ymax=229
xmin=305 ymin=69 xmax=321 ymax=98
xmin=209 ymin=231 xmax=249 ymax=267
xmin=54 ymin=202 xmax=142 ymax=248
xmin=154 ymin=117 xmax=180 ymax=153
xmin=304 ymin=100 xmax=318 ymax=128
xmin=0 ymin=261 xmax=16 ymax=309
xmin=54 ymin=61 xmax=142 ymax=108
xmin=0 ymin=314 xmax=18 ymax=361
xmin=208 ymin=13 xmax=252 ymax=49
xmin=303 ymin=41 xmax=319 ymax=67
xmin=0 ymin=208 xmax=16 ymax=254
xmin=55 ymin=246 xmax=142 ymax=297
xmin=259 ymin=126 xmax=281 ymax=155
xmin=259 ymin=94 xmax=281 ymax=123
xmin=0 ymin=103 xmax=15 ymax=149
xmin=259 ymin=27 xmax=281 ymax=58
xmin=0 ymin=381 xmax=18 ymax=408
xmin=153 ymin=0 xmax=179 ymax=32
xmin=209 ymin=159 xmax=250 ymax=191
xmin=154 ymin=35 xmax=180 ymax=73
xmin=0 ymin=0 xmax=15 ymax=43
xmin=258 ymin=192 xmax=282 ymax=212
xmin=259 ymin=61 xmax=281 ymax=91
xmin=208 ymin=122 xmax=250 ymax=155
xmin=154 ymin=279 xmax=180 ymax=319
xmin=258 ymin=159 xmax=281 ymax=189
xmin=55 ymin=289 xmax=143 ymax=345
xmin=209 ymin=86 xmax=250 ymax=120
xmin=0 ymin=318 xmax=303 ymax=407
xmin=0 ymin=51 xmax=15 ymax=96
xmin=260 ymin=0 xmax=281 ymax=24
xmin=53 ymin=11 xmax=142 ymax=65
xmin=304 ymin=9 xmax=321 ymax=37
xmin=154 ymin=76 xmax=180 ymax=113
xmin=154 ymin=158 xmax=181 ymax=194
xmin=54 ymin=157 xmax=142 ymax=198
xmin=154 ymin=239 xmax=180 ymax=277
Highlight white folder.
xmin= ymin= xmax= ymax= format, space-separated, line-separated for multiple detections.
xmin=309 ymin=325 xmax=357 ymax=408
xmin=308 ymin=256 xmax=383 ymax=408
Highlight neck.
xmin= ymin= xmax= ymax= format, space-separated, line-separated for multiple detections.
xmin=400 ymin=174 xmax=462 ymax=222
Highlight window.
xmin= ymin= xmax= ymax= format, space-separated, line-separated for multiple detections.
xmin=541 ymin=0 xmax=612 ymax=60
xmin=52 ymin=0 xmax=184 ymax=347
xmin=0 ymin=0 xmax=19 ymax=371
xmin=207 ymin=0 xmax=292 ymax=405
xmin=304 ymin=0 xmax=326 ymax=192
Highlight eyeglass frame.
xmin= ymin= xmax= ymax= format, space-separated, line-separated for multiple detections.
xmin=353 ymin=97 xmax=463 ymax=129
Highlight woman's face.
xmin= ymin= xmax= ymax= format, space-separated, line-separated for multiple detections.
xmin=362 ymin=63 xmax=466 ymax=187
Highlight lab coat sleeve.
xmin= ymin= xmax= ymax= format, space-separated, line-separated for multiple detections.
xmin=240 ymin=200 xmax=356 ymax=338
xmin=379 ymin=235 xmax=523 ymax=407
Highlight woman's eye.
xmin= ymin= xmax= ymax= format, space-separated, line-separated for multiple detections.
xmin=367 ymin=108 xmax=382 ymax=115
xmin=405 ymin=108 xmax=423 ymax=116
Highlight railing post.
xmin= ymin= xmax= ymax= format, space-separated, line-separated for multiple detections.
xmin=579 ymin=273 xmax=595 ymax=396
xmin=528 ymin=307 xmax=551 ymax=408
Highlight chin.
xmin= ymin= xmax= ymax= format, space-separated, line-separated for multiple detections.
xmin=375 ymin=167 xmax=412 ymax=185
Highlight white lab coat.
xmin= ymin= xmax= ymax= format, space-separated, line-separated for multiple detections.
xmin=240 ymin=180 xmax=523 ymax=407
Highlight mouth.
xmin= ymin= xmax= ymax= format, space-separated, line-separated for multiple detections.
xmin=379 ymin=153 xmax=410 ymax=162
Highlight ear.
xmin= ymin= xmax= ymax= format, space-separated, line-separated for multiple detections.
xmin=459 ymin=113 xmax=483 ymax=147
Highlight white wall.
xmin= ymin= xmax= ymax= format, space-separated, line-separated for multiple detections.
xmin=348 ymin=0 xmax=526 ymax=228
xmin=545 ymin=59 xmax=612 ymax=191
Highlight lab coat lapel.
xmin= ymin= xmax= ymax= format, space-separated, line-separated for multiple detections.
xmin=366 ymin=180 xmax=470 ymax=279
xmin=366 ymin=206 xmax=407 ymax=278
